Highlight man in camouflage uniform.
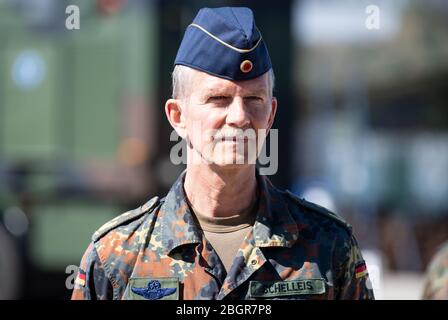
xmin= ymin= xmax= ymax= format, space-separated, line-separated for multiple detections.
xmin=422 ymin=241 xmax=448 ymax=299
xmin=72 ymin=7 xmax=374 ymax=300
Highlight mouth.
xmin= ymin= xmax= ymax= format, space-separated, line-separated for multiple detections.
xmin=216 ymin=136 xmax=252 ymax=143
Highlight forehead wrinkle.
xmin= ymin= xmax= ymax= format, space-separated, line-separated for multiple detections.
xmin=235 ymin=75 xmax=270 ymax=95
xmin=241 ymin=86 xmax=269 ymax=96
xmin=195 ymin=78 xmax=236 ymax=97
xmin=203 ymin=86 xmax=236 ymax=96
xmin=192 ymin=70 xmax=270 ymax=98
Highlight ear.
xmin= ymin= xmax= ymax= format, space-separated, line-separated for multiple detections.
xmin=266 ymin=97 xmax=277 ymax=132
xmin=165 ymin=98 xmax=187 ymax=139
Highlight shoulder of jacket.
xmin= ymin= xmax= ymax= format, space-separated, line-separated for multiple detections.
xmin=285 ymin=190 xmax=352 ymax=234
xmin=92 ymin=196 xmax=160 ymax=243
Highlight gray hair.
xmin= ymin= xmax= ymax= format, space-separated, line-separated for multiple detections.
xmin=171 ymin=65 xmax=275 ymax=99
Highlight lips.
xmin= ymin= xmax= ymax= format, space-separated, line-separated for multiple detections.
xmin=217 ymin=136 xmax=251 ymax=143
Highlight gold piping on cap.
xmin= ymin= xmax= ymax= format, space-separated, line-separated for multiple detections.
xmin=189 ymin=23 xmax=262 ymax=53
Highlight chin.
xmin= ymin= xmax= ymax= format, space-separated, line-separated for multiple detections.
xmin=210 ymin=163 xmax=252 ymax=173
xmin=211 ymin=153 xmax=253 ymax=167
xmin=211 ymin=144 xmax=255 ymax=164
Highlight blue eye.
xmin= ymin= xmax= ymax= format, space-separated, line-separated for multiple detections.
xmin=207 ymin=96 xmax=229 ymax=104
xmin=210 ymin=96 xmax=227 ymax=100
xmin=245 ymin=96 xmax=263 ymax=102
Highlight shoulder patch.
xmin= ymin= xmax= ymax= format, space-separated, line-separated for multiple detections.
xmin=285 ymin=190 xmax=352 ymax=233
xmin=92 ymin=196 xmax=160 ymax=242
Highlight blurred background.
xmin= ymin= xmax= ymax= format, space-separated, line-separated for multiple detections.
xmin=0 ymin=0 xmax=447 ymax=299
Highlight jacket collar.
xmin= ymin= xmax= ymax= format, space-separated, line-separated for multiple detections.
xmin=160 ymin=170 xmax=299 ymax=255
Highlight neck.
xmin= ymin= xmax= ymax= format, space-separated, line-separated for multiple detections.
xmin=184 ymin=164 xmax=258 ymax=218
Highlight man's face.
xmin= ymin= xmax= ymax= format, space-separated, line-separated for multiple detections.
xmin=181 ymin=70 xmax=277 ymax=168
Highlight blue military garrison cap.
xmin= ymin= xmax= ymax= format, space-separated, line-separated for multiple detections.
xmin=174 ymin=7 xmax=272 ymax=81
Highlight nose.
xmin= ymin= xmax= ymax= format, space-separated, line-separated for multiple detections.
xmin=226 ymin=97 xmax=250 ymax=127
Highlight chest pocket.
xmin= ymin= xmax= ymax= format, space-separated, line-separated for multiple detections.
xmin=249 ymin=278 xmax=332 ymax=300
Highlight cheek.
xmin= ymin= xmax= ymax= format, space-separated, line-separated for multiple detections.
xmin=202 ymin=111 xmax=225 ymax=130
xmin=185 ymin=110 xmax=225 ymax=142
xmin=249 ymin=105 xmax=272 ymax=128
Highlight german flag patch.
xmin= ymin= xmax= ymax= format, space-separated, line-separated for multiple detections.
xmin=355 ymin=261 xmax=368 ymax=279
xmin=75 ymin=269 xmax=86 ymax=287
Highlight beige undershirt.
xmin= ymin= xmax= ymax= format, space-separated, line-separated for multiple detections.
xmin=190 ymin=204 xmax=257 ymax=273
